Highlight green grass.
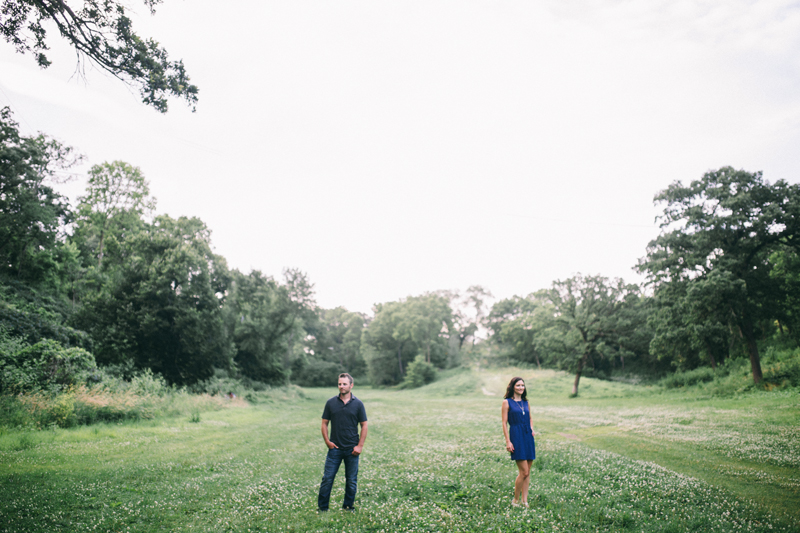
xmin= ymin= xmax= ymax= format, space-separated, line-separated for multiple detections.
xmin=0 ymin=369 xmax=798 ymax=532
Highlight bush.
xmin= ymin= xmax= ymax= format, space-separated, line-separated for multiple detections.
xmin=193 ymin=368 xmax=249 ymax=397
xmin=660 ymin=366 xmax=718 ymax=389
xmin=399 ymin=355 xmax=437 ymax=389
xmin=761 ymin=348 xmax=800 ymax=388
xmin=0 ymin=338 xmax=98 ymax=394
xmin=129 ymin=368 xmax=170 ymax=396
xmin=0 ymin=395 xmax=33 ymax=429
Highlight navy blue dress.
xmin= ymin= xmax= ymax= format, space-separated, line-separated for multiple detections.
xmin=507 ymin=399 xmax=536 ymax=461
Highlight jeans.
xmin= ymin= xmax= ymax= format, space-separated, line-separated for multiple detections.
xmin=318 ymin=447 xmax=359 ymax=510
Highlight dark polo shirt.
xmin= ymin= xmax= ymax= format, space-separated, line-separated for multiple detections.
xmin=322 ymin=394 xmax=367 ymax=448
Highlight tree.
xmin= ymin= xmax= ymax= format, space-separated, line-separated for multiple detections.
xmin=361 ymin=294 xmax=453 ymax=386
xmin=312 ymin=307 xmax=367 ymax=375
xmin=648 ymin=276 xmax=732 ymax=371
xmin=546 ymin=274 xmax=638 ymax=395
xmin=465 ymin=285 xmax=492 ymax=346
xmin=638 ymin=167 xmax=800 ymax=384
xmin=223 ymin=268 xmax=317 ymax=385
xmin=1 ymin=0 xmax=198 ymax=112
xmin=0 ymin=107 xmax=80 ymax=284
xmin=450 ymin=286 xmax=493 ymax=350
xmin=361 ymin=300 xmax=413 ymax=386
xmin=487 ymin=293 xmax=560 ymax=369
xmin=399 ymin=293 xmax=453 ymax=364
xmin=769 ymin=247 xmax=800 ymax=345
xmin=74 ymin=160 xmax=155 ymax=269
xmin=73 ymin=215 xmax=232 ymax=385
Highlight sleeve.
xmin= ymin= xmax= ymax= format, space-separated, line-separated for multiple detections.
xmin=322 ymin=400 xmax=332 ymax=420
xmin=357 ymin=401 xmax=367 ymax=422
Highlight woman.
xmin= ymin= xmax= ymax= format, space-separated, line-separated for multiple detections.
xmin=501 ymin=376 xmax=536 ymax=507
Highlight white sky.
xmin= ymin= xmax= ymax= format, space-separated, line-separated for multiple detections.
xmin=2 ymin=0 xmax=799 ymax=314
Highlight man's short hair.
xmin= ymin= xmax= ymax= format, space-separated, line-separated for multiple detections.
xmin=338 ymin=373 xmax=354 ymax=385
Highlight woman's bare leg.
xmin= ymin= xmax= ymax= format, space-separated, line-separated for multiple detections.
xmin=514 ymin=460 xmax=530 ymax=504
xmin=521 ymin=460 xmax=533 ymax=504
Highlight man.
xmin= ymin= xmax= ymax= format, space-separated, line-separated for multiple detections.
xmin=318 ymin=373 xmax=368 ymax=511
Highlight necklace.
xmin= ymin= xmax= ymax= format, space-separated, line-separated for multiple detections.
xmin=514 ymin=399 xmax=525 ymax=415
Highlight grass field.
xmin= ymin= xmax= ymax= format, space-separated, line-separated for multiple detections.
xmin=1 ymin=368 xmax=798 ymax=532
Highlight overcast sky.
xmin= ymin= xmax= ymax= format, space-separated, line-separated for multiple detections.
xmin=2 ymin=0 xmax=799 ymax=313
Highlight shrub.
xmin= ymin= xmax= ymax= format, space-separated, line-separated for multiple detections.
xmin=400 ymin=355 xmax=437 ymax=389
xmin=761 ymin=348 xmax=800 ymax=388
xmin=0 ymin=395 xmax=33 ymax=429
xmin=0 ymin=338 xmax=97 ymax=393
xmin=193 ymin=374 xmax=248 ymax=397
xmin=660 ymin=366 xmax=718 ymax=389
xmin=129 ymin=368 xmax=170 ymax=396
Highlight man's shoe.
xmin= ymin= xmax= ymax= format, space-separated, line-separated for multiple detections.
xmin=342 ymin=506 xmax=356 ymax=512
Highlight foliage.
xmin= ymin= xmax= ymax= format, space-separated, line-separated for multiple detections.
xmin=0 ymin=300 xmax=92 ymax=350
xmin=361 ymin=293 xmax=454 ymax=386
xmin=660 ymin=365 xmax=719 ymax=388
xmin=224 ymin=269 xmax=314 ymax=385
xmin=660 ymin=347 xmax=800 ymax=393
xmin=0 ymin=337 xmax=97 ymax=394
xmin=0 ymin=107 xmax=79 ymax=285
xmin=399 ymin=354 xmax=437 ymax=388
xmin=291 ymin=358 xmax=346 ymax=388
xmin=449 ymin=285 xmax=493 ymax=349
xmin=639 ymin=167 xmax=800 ymax=384
xmin=73 ymin=160 xmax=155 ymax=269
xmin=73 ymin=215 xmax=232 ymax=385
xmin=307 ymin=306 xmax=367 ymax=377
xmin=487 ymin=293 xmax=563 ymax=369
xmin=5 ymin=383 xmax=237 ymax=429
xmin=0 ymin=0 xmax=198 ymax=112
xmin=770 ymin=248 xmax=800 ymax=346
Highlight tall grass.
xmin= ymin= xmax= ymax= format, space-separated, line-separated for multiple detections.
xmin=3 ymin=386 xmax=242 ymax=429
xmin=0 ymin=369 xmax=248 ymax=429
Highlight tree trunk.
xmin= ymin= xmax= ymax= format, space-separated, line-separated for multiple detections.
xmin=398 ymin=343 xmax=404 ymax=376
xmin=739 ymin=320 xmax=764 ymax=384
xmin=572 ymin=352 xmax=589 ymax=395
xmin=620 ymin=355 xmax=624 ymax=371
xmin=97 ymin=226 xmax=106 ymax=268
xmin=535 ymin=352 xmax=541 ymax=370
xmin=703 ymin=341 xmax=717 ymax=370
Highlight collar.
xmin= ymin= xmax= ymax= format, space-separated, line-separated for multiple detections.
xmin=337 ymin=393 xmax=357 ymax=403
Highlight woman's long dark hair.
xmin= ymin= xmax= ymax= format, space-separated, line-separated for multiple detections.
xmin=504 ymin=376 xmax=527 ymax=401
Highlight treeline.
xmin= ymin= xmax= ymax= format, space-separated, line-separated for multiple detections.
xmin=0 ymin=108 xmax=484 ymax=392
xmin=2 ymin=106 xmax=800 ymax=397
